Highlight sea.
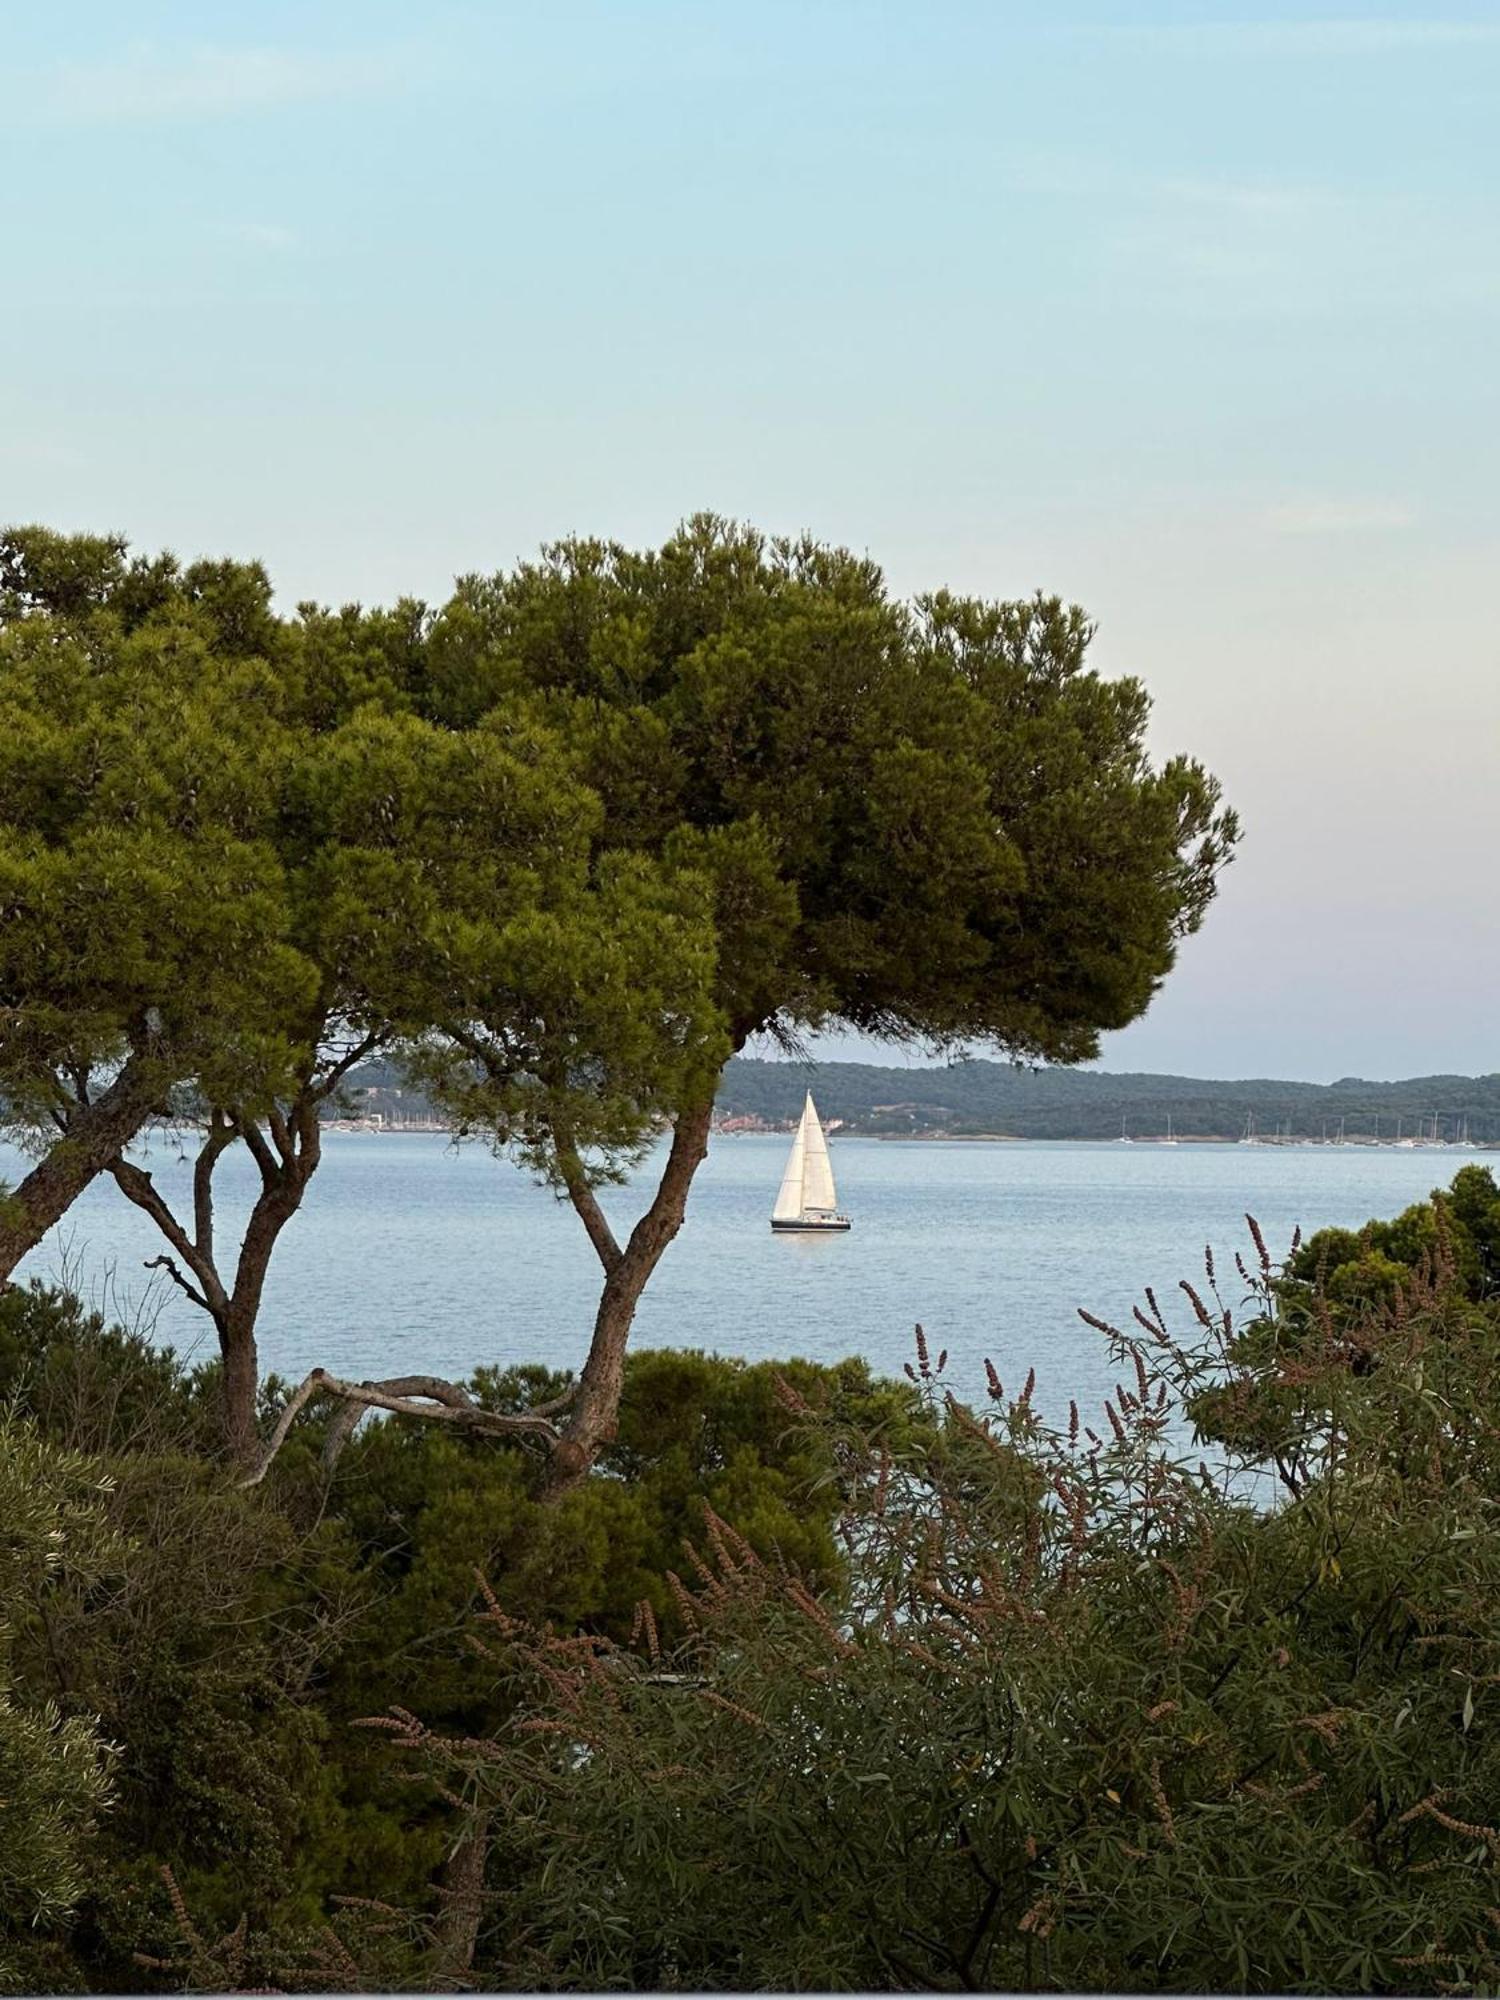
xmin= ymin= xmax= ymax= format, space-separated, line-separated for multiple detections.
xmin=3 ymin=1133 xmax=1482 ymax=1425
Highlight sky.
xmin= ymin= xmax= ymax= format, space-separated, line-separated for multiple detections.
xmin=3 ymin=3 xmax=1497 ymax=1083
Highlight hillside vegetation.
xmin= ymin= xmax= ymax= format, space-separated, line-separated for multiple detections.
xmin=714 ymin=1058 xmax=1500 ymax=1141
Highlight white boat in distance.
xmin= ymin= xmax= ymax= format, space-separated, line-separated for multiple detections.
xmin=771 ymin=1093 xmax=851 ymax=1232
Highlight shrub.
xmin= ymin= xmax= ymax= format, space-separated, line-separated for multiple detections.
xmin=405 ymin=1198 xmax=1500 ymax=1993
xmin=0 ymin=1415 xmax=118 ymax=1993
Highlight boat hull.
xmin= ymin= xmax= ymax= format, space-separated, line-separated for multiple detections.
xmin=771 ymin=1216 xmax=852 ymax=1233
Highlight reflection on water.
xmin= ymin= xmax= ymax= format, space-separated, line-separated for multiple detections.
xmin=4 ymin=1133 xmax=1479 ymax=1422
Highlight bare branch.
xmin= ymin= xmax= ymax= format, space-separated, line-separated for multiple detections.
xmin=241 ymin=1367 xmax=566 ymax=1488
xmin=240 ymin=1368 xmax=335 ymax=1485
xmin=313 ymin=1030 xmax=382 ymax=1100
xmin=142 ymin=1254 xmax=214 ymax=1316
xmin=525 ymin=1381 xmax=580 ymax=1420
xmin=320 ymin=1398 xmax=365 ymax=1472
xmin=111 ymin=1159 xmax=228 ymax=1320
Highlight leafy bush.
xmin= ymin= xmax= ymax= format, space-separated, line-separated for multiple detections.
xmin=0 ymin=1281 xmax=216 ymax=1458
xmin=0 ymin=1415 xmax=118 ymax=1993
xmin=1 ymin=1280 xmax=913 ymax=1988
xmin=403 ymin=1183 xmax=1500 ymax=1994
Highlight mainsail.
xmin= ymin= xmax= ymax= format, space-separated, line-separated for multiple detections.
xmin=772 ymin=1093 xmax=840 ymax=1222
xmin=772 ymin=1108 xmax=809 ymax=1223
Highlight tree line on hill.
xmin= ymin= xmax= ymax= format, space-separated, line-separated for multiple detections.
xmin=713 ymin=1058 xmax=1500 ymax=1142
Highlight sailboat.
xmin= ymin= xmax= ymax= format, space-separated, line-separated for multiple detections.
xmin=771 ymin=1094 xmax=851 ymax=1232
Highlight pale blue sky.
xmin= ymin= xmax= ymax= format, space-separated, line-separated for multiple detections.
xmin=4 ymin=5 xmax=1497 ymax=1081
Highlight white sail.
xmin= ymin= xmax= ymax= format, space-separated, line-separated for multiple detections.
xmin=800 ymin=1094 xmax=838 ymax=1212
xmin=772 ymin=1111 xmax=808 ymax=1222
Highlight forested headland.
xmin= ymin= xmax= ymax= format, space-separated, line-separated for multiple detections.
xmin=328 ymin=1055 xmax=1500 ymax=1144
xmin=713 ymin=1058 xmax=1500 ymax=1141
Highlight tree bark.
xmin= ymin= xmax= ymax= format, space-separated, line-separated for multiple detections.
xmin=108 ymin=1097 xmax=322 ymax=1469
xmin=544 ymin=1099 xmax=714 ymax=1496
xmin=0 ymin=1051 xmax=164 ymax=1286
xmin=220 ymin=1310 xmax=264 ymax=1470
xmin=216 ymin=1120 xmax=320 ymax=1469
xmin=431 ymin=1810 xmax=491 ymax=1981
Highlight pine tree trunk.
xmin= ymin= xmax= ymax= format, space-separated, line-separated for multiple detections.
xmin=544 ymin=1099 xmax=713 ymax=1496
xmin=217 ymin=1138 xmax=317 ymax=1468
xmin=220 ymin=1309 xmax=262 ymax=1471
xmin=0 ymin=1055 xmax=163 ymax=1286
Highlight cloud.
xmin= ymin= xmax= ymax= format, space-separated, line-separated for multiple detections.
xmin=41 ymin=44 xmax=412 ymax=123
xmin=1264 ymin=499 xmax=1417 ymax=536
xmin=1105 ymin=19 xmax=1500 ymax=58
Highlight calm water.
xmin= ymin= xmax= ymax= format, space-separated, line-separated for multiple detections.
xmin=4 ymin=1134 xmax=1480 ymax=1421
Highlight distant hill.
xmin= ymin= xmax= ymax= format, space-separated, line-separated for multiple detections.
xmin=335 ymin=1055 xmax=1500 ymax=1145
xmin=714 ymin=1059 xmax=1500 ymax=1144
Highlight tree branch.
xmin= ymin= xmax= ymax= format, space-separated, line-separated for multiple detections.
xmin=242 ymin=1367 xmax=333 ymax=1483
xmin=234 ymin=1113 xmax=282 ymax=1188
xmin=313 ymin=1030 xmax=382 ymax=1100
xmin=110 ymin=1159 xmax=228 ymax=1320
xmin=265 ymin=1103 xmax=295 ymax=1173
xmin=192 ymin=1111 xmax=237 ymax=1263
xmin=553 ymin=1137 xmax=624 ymax=1275
xmin=0 ymin=1047 xmax=168 ymax=1286
xmin=290 ymin=1089 xmax=322 ymax=1171
xmin=546 ymin=1098 xmax=714 ymax=1494
xmin=142 ymin=1254 xmax=214 ymax=1316
xmin=241 ymin=1368 xmax=569 ymax=1488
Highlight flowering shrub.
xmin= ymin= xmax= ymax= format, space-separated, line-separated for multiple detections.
xmin=398 ymin=1177 xmax=1500 ymax=1993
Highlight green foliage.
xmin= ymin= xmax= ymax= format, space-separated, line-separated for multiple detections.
xmin=296 ymin=1348 xmax=916 ymax=1735
xmin=715 ymin=1055 xmax=1500 ymax=1141
xmin=413 ymin=1223 xmax=1500 ymax=1994
xmin=1289 ymin=1163 xmax=1500 ymax=1309
xmin=0 ymin=1414 xmax=119 ymax=1992
xmin=407 ymin=518 xmax=1235 ymax=1483
xmin=1192 ymin=1169 xmax=1500 ymax=1462
xmin=1 ymin=1279 xmax=911 ymax=1989
xmin=0 ymin=524 xmax=726 ymax=1162
xmin=1 ymin=527 xmax=731 ymax=1459
xmin=427 ymin=517 xmax=1237 ymax=1066
xmin=0 ymin=1281 xmax=216 ymax=1457
xmin=0 ymin=529 xmax=316 ymax=1128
